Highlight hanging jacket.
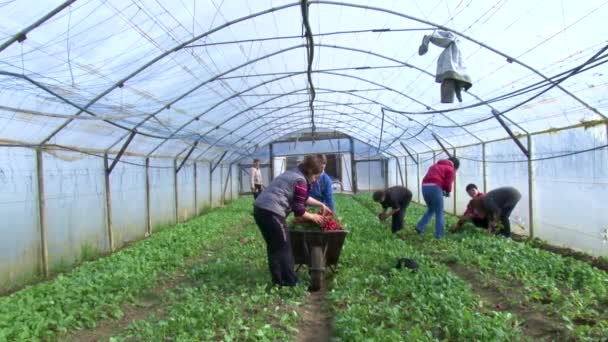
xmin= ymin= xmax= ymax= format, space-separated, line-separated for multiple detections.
xmin=418 ymin=31 xmax=472 ymax=103
xmin=421 ymin=160 xmax=456 ymax=193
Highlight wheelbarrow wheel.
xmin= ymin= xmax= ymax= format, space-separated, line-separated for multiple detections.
xmin=309 ymin=245 xmax=325 ymax=291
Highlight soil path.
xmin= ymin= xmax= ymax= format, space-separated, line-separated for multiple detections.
xmin=296 ymin=287 xmax=332 ymax=342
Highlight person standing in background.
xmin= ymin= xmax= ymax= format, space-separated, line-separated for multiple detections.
xmin=308 ymin=154 xmax=336 ymax=213
xmin=250 ymin=159 xmax=263 ymax=199
xmin=415 ymin=156 xmax=460 ymax=239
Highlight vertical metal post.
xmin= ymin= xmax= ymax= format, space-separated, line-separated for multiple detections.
xmin=193 ymin=161 xmax=198 ymax=216
xmin=35 ymin=149 xmax=49 ymax=277
xmin=432 ymin=151 xmax=437 ymax=163
xmin=527 ymin=134 xmax=535 ymax=237
xmin=482 ymin=143 xmax=488 ymax=192
xmin=269 ymin=143 xmax=274 ymax=181
xmin=208 ymin=161 xmax=213 ymax=207
xmin=173 ymin=159 xmax=178 ymax=223
xmin=349 ymin=137 xmax=358 ymax=193
xmin=416 ymin=154 xmax=421 ymax=203
xmin=145 ymin=157 xmax=151 ymax=236
xmin=384 ymin=159 xmax=389 ymax=189
xmin=452 ymin=148 xmax=457 ymax=214
xmin=220 ymin=163 xmax=224 ymax=206
xmin=103 ymin=154 xmax=114 ymax=252
xmin=404 ymin=157 xmax=408 ymax=189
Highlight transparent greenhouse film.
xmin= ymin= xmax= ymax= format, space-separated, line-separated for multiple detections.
xmin=0 ymin=147 xmax=41 ymax=293
xmin=43 ymin=150 xmax=108 ymax=271
xmin=148 ymin=158 xmax=176 ymax=229
xmin=177 ymin=161 xmax=196 ymax=222
xmin=533 ymin=126 xmax=608 ymax=256
xmin=196 ymin=161 xmax=211 ymax=211
xmin=108 ymin=155 xmax=147 ymax=248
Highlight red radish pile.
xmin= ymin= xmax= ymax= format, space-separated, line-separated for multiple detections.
xmin=320 ymin=211 xmax=343 ymax=231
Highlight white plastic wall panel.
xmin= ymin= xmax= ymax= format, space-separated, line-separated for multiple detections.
xmin=109 ymin=155 xmax=146 ymax=247
xmin=149 ymin=158 xmax=176 ymax=229
xmin=196 ymin=161 xmax=211 ymax=210
xmin=0 ymin=148 xmax=41 ymax=292
xmin=177 ymin=162 xmax=196 ymax=222
xmin=43 ymin=151 xmax=107 ymax=270
xmin=533 ymin=127 xmax=608 ymax=256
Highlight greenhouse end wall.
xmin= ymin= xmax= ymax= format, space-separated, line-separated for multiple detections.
xmin=0 ymin=147 xmax=237 ymax=293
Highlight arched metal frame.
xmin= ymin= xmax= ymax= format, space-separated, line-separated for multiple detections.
xmin=0 ymin=0 xmax=602 ymax=163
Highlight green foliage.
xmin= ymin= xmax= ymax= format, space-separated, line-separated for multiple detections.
xmin=0 ymin=199 xmax=253 ymax=341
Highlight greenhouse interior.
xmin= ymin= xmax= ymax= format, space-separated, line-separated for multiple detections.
xmin=1 ymin=0 xmax=607 ymax=340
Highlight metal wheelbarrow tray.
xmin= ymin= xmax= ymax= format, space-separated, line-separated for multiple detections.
xmin=289 ymin=229 xmax=349 ymax=291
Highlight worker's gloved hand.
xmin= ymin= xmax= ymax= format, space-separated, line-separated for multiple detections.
xmin=443 ymin=191 xmax=450 ymax=197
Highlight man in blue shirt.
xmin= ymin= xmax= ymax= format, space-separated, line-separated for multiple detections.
xmin=308 ymin=154 xmax=336 ymax=213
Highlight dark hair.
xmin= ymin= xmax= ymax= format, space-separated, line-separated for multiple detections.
xmin=448 ymin=156 xmax=460 ymax=170
xmin=372 ymin=190 xmax=385 ymax=202
xmin=465 ymin=183 xmax=478 ymax=192
xmin=316 ymin=154 xmax=327 ymax=165
xmin=253 ymin=158 xmax=260 ymax=163
xmin=300 ymin=155 xmax=324 ymax=176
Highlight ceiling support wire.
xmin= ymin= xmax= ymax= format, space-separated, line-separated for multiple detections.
xmin=300 ymin=0 xmax=317 ymax=140
xmin=309 ymin=1 xmax=605 ymax=119
xmin=0 ymin=0 xmax=77 ymax=54
xmin=38 ymin=1 xmax=303 ymax=145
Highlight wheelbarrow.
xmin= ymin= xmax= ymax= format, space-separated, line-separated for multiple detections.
xmin=289 ymin=229 xmax=349 ymax=291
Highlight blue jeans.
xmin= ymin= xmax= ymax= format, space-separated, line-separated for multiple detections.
xmin=416 ymin=184 xmax=445 ymax=239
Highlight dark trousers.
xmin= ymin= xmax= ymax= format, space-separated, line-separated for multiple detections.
xmin=253 ymin=207 xmax=298 ymax=286
xmin=391 ymin=205 xmax=408 ymax=233
xmin=472 ymin=217 xmax=489 ymax=229
xmin=498 ymin=204 xmax=517 ymax=237
xmin=253 ymin=184 xmax=262 ymax=200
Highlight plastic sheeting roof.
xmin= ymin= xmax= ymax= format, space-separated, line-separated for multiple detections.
xmin=0 ymin=0 xmax=606 ymax=162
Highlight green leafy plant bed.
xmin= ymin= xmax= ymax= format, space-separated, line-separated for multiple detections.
xmin=350 ymin=192 xmax=608 ymax=340
xmin=329 ymin=195 xmax=524 ymax=341
xmin=0 ymin=199 xmax=254 ymax=341
xmin=113 ymin=220 xmax=310 ymax=341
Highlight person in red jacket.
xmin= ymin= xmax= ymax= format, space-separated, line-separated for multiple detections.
xmin=450 ymin=183 xmax=487 ymax=233
xmin=415 ymin=157 xmax=459 ymax=238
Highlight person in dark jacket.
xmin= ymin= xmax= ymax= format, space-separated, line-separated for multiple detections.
xmin=468 ymin=186 xmax=521 ymax=237
xmin=415 ymin=157 xmax=459 ymax=239
xmin=308 ymin=154 xmax=335 ymax=212
xmin=450 ymin=183 xmax=487 ymax=232
xmin=373 ymin=186 xmax=413 ymax=234
xmin=254 ymin=155 xmax=332 ymax=287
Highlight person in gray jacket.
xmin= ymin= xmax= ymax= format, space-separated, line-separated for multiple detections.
xmin=254 ymin=155 xmax=332 ymax=287
xmin=468 ymin=186 xmax=521 ymax=237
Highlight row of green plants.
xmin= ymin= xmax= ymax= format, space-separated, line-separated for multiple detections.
xmin=351 ymin=193 xmax=608 ymax=340
xmin=329 ymin=195 xmax=524 ymax=341
xmin=113 ymin=219 xmax=309 ymax=341
xmin=0 ymin=200 xmax=251 ymax=341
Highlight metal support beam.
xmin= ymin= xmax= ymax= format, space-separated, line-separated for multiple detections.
xmin=173 ymin=159 xmax=179 ymax=223
xmin=208 ymin=161 xmax=213 ymax=207
xmin=482 ymin=143 xmax=488 ymax=193
xmin=378 ymin=108 xmax=386 ymax=153
xmin=416 ymin=154 xmax=421 ymax=203
xmin=383 ymin=159 xmax=389 ymax=189
xmin=491 ymin=109 xmax=530 ymax=157
xmin=349 ymin=137 xmax=358 ymax=193
xmin=211 ymin=151 xmax=228 ymax=174
xmin=396 ymin=157 xmax=405 ymax=186
xmin=35 ymin=149 xmax=49 ymax=277
xmin=176 ymin=141 xmax=199 ymax=173
xmin=0 ymin=0 xmax=77 ymax=53
xmin=145 ymin=157 xmax=151 ymax=236
xmin=452 ymin=148 xmax=457 ymax=215
xmin=432 ymin=151 xmax=437 ymax=163
xmin=103 ymin=154 xmax=114 ymax=252
xmin=194 ymin=161 xmax=198 ymax=216
xmin=400 ymin=142 xmax=418 ymax=165
xmin=432 ymin=133 xmax=453 ymax=158
xmin=404 ymin=157 xmax=408 ymax=189
xmin=107 ymin=131 xmax=136 ymax=175
xmin=222 ymin=165 xmax=232 ymax=204
xmin=527 ymin=134 xmax=535 ymax=237
xmin=269 ymin=143 xmax=275 ymax=180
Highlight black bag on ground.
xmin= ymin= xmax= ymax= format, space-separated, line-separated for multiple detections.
xmin=395 ymin=258 xmax=418 ymax=272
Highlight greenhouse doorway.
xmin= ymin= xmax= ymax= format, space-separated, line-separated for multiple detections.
xmin=284 ymin=154 xmax=343 ymax=191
